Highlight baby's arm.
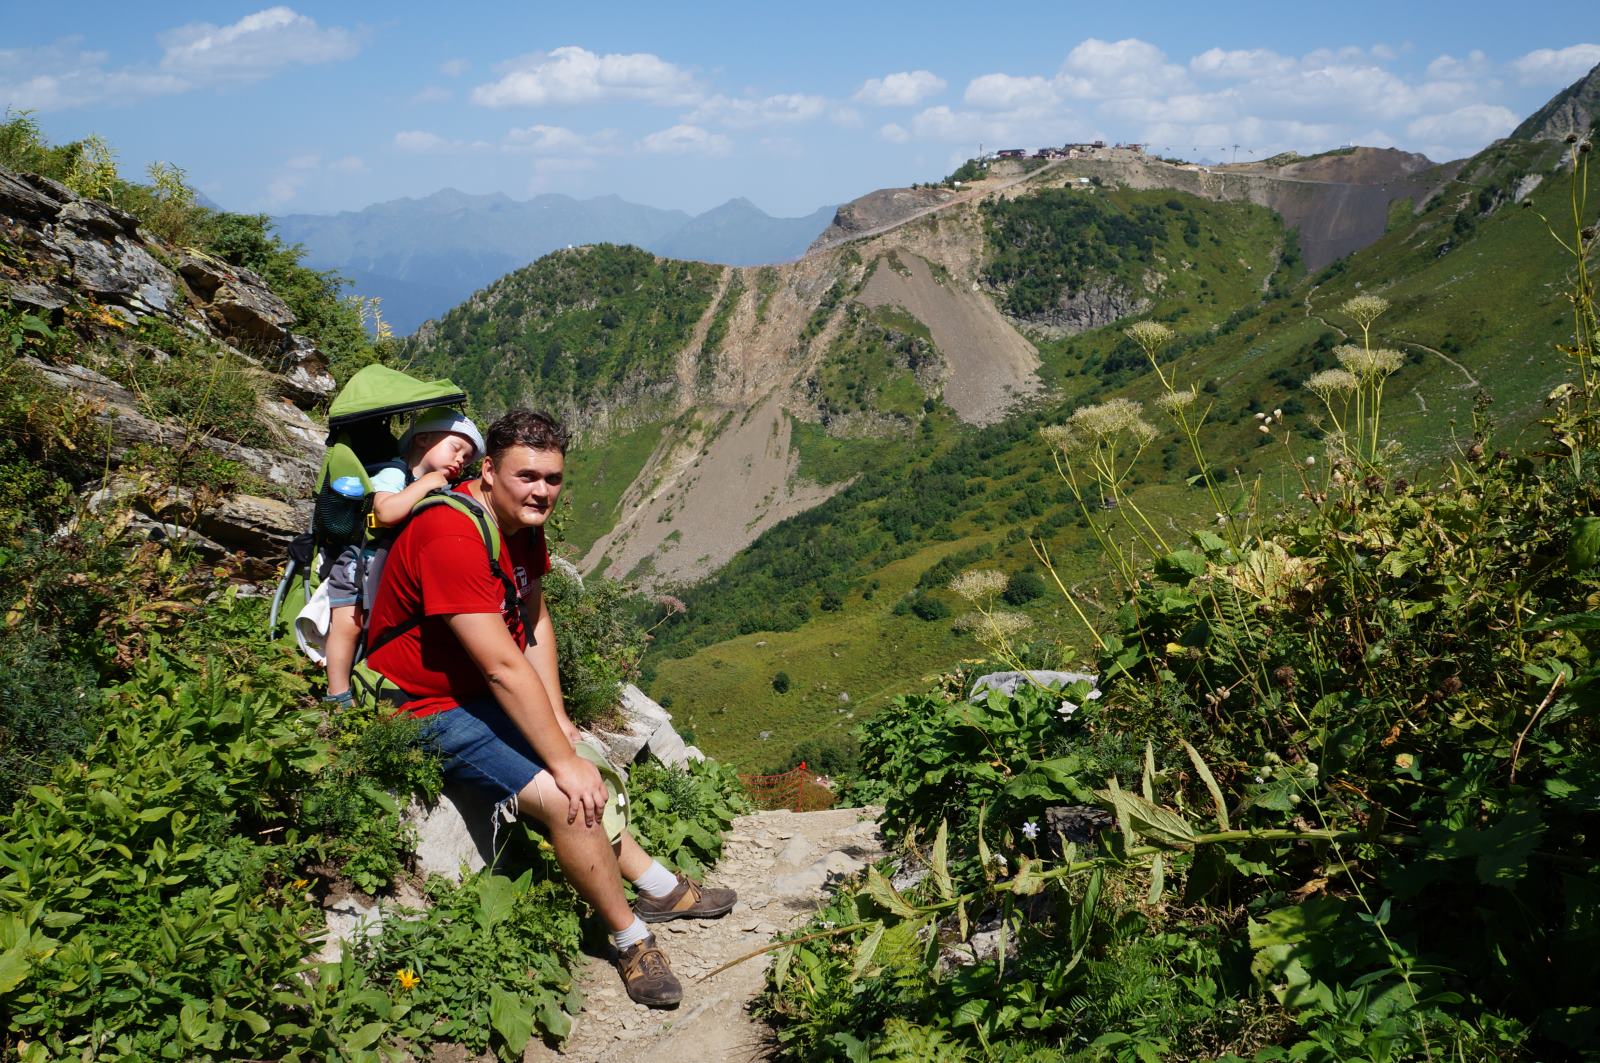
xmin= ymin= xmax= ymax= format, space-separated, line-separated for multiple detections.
xmin=371 ymin=470 xmax=451 ymax=526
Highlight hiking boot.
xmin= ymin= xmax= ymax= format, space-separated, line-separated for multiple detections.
xmin=634 ymin=872 xmax=737 ymax=923
xmin=616 ymin=933 xmax=682 ymax=1008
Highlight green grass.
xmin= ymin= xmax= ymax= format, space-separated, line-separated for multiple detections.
xmin=558 ymin=419 xmax=665 ymax=555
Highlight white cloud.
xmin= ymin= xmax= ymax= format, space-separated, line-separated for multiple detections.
xmin=328 ymin=154 xmax=366 ymax=173
xmin=438 ymin=58 xmax=469 ymax=78
xmin=1058 ymin=38 xmax=1188 ymax=99
xmin=159 ymin=6 xmax=357 ymax=80
xmin=1426 ymin=50 xmax=1491 ymax=80
xmin=471 ymin=46 xmax=699 ymax=107
xmin=1509 ymin=44 xmax=1600 ymax=87
xmin=687 ymin=92 xmax=829 ymax=128
xmin=264 ymin=152 xmax=322 ymax=207
xmin=410 ymin=85 xmax=451 ymax=105
xmin=854 ymin=70 xmax=945 ymax=106
xmin=0 ymin=41 xmax=186 ymax=111
xmin=1190 ymin=48 xmax=1295 ymax=80
xmin=637 ymin=123 xmax=730 ymax=155
xmin=879 ymin=122 xmax=911 ymax=144
xmin=502 ymin=124 xmax=620 ymax=155
xmin=1406 ymin=103 xmax=1519 ymax=153
xmin=964 ymin=73 xmax=1056 ymax=110
xmin=393 ymin=129 xmax=490 ymax=154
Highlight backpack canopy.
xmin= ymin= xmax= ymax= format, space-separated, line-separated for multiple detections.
xmin=326 ymin=364 xmax=467 ymax=440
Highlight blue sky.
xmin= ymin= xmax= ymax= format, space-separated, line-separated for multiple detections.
xmin=4 ymin=3 xmax=1597 ymax=218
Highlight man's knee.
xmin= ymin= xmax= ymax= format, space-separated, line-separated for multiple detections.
xmin=517 ymin=773 xmax=606 ymax=839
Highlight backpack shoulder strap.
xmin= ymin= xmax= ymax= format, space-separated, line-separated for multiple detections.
xmin=361 ymin=488 xmax=531 ymax=664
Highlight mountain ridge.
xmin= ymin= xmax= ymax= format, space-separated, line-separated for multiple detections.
xmin=273 ymin=191 xmax=835 ymax=335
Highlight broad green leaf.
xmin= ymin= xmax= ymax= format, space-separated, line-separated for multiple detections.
xmin=1141 ymin=740 xmax=1157 ymax=802
xmin=864 ymin=868 xmax=921 ymax=919
xmin=1182 ymin=740 xmax=1230 ymax=831
xmin=1097 ymin=784 xmax=1196 ymax=850
xmin=930 ymin=820 xmax=953 ymax=901
xmin=489 ymin=987 xmax=534 ymax=1052
xmin=343 ymin=1020 xmax=387 ymax=1051
xmin=1147 ymin=853 xmax=1166 ymax=904
xmin=852 ymin=921 xmax=886 ymax=979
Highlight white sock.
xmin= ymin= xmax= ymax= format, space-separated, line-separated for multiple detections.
xmin=610 ymin=915 xmax=650 ymax=951
xmin=631 ymin=861 xmax=680 ymax=900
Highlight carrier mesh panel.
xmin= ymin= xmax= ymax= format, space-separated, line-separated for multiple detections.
xmin=313 ymin=484 xmax=367 ymax=546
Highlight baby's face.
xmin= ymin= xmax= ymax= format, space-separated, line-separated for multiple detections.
xmin=415 ymin=432 xmax=476 ymax=480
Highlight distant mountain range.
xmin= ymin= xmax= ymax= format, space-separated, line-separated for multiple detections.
xmin=271 ymin=190 xmax=834 ymax=334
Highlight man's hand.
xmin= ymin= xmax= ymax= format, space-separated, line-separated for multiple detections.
xmin=546 ymin=755 xmax=608 ymax=828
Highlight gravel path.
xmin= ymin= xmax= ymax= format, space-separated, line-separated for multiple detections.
xmin=526 ymin=807 xmax=885 ymax=1062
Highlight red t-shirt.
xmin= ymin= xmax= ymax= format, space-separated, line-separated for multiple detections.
xmin=366 ymin=483 xmax=551 ymax=718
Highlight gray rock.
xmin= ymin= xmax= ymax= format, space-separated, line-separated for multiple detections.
xmin=271 ymin=335 xmax=336 ymax=406
xmin=178 ymin=250 xmax=295 ymax=345
xmin=585 ymin=684 xmax=700 ymax=770
xmin=409 ymin=787 xmax=502 ymax=881
xmin=969 ymin=670 xmax=1098 ymax=700
xmin=776 ymin=836 xmax=814 ymax=867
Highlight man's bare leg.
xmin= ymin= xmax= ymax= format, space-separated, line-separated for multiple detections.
xmin=517 ymin=773 xmax=632 ymax=930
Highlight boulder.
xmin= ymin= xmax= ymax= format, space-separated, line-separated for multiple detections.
xmin=409 ymin=787 xmax=503 ymax=882
xmin=271 ymin=334 xmax=336 ymax=406
xmin=178 ymin=249 xmax=295 ymax=346
xmin=584 ymin=683 xmax=702 ymax=769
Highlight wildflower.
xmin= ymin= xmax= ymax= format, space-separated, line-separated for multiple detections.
xmin=396 ymin=968 xmax=420 ymax=991
xmin=1394 ymin=753 xmax=1414 ymax=770
xmin=1123 ymin=320 xmax=1174 ymax=354
xmin=949 ymin=569 xmax=1008 ymax=602
xmin=1335 ymin=344 xmax=1404 ymax=379
xmin=1305 ymin=368 xmax=1359 ymax=399
xmin=1061 ymin=398 xmax=1159 ymax=448
xmin=655 ymin=594 xmax=687 ymax=616
xmin=1304 ymin=455 xmax=1315 ymax=466
xmin=1340 ymin=294 xmax=1390 ymax=329
xmin=1021 ymin=821 xmax=1040 ymax=840
xmin=291 ymin=878 xmax=311 ymax=890
xmin=984 ymin=610 xmax=1033 ymax=639
xmin=1154 ymin=387 xmax=1198 ymax=413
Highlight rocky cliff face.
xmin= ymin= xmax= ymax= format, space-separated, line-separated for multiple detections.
xmin=1511 ymin=61 xmax=1600 ymax=143
xmin=1 ymin=164 xmax=334 ymax=572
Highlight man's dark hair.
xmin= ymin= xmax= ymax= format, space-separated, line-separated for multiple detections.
xmin=485 ymin=409 xmax=570 ymax=460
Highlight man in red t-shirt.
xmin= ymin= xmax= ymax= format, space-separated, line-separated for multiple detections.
xmin=367 ymin=409 xmax=734 ymax=1009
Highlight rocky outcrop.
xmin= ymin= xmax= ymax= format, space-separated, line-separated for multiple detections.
xmin=1510 ymin=60 xmax=1600 ymax=143
xmin=1013 ymin=280 xmax=1149 ymax=336
xmin=2 ymin=162 xmax=341 ymax=564
xmin=811 ymin=186 xmax=959 ymax=250
xmin=0 ymin=163 xmax=336 ymax=405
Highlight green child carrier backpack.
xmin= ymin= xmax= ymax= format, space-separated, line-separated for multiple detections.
xmin=267 ymin=364 xmax=471 ymax=644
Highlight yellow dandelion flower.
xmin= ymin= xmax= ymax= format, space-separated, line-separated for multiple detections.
xmin=396 ymin=968 xmax=420 ymax=991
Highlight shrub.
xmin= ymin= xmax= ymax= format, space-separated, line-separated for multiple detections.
xmin=772 ymin=670 xmax=791 ymax=694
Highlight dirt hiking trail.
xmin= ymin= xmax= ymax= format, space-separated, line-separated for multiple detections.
xmin=524 ymin=806 xmax=885 ymax=1062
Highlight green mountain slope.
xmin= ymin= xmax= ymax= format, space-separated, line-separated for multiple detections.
xmin=645 ymin=123 xmax=1588 ymax=770
xmin=402 ymin=244 xmax=721 ymax=419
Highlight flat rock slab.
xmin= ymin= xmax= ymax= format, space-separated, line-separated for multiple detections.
xmin=529 ymin=806 xmax=884 ymax=1063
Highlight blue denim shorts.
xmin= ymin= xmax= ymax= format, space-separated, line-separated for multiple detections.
xmin=418 ymin=698 xmax=547 ymax=802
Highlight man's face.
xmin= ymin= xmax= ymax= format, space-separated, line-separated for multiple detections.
xmin=482 ymin=445 xmax=564 ymax=529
